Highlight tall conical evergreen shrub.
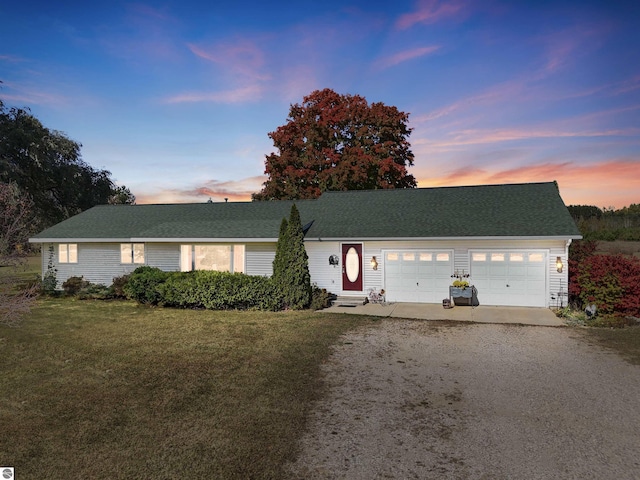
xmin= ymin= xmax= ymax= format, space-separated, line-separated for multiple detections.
xmin=284 ymin=204 xmax=311 ymax=309
xmin=272 ymin=217 xmax=289 ymax=288
xmin=273 ymin=204 xmax=311 ymax=310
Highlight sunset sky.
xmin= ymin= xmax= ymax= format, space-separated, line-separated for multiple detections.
xmin=1 ymin=0 xmax=639 ymax=208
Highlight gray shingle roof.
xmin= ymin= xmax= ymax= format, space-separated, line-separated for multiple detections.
xmin=30 ymin=182 xmax=581 ymax=242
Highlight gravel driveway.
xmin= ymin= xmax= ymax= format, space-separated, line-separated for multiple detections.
xmin=287 ymin=321 xmax=640 ymax=479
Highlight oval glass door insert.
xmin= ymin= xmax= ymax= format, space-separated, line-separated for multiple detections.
xmin=345 ymin=247 xmax=360 ymax=283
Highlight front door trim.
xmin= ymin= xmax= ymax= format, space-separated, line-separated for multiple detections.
xmin=341 ymin=243 xmax=363 ymax=292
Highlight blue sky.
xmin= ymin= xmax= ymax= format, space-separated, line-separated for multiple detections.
xmin=1 ymin=0 xmax=639 ymax=208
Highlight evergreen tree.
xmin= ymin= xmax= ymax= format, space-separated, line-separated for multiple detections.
xmin=272 ymin=217 xmax=289 ymax=288
xmin=283 ymin=204 xmax=311 ymax=309
xmin=272 ymin=204 xmax=311 ymax=309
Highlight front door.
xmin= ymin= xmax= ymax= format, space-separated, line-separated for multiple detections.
xmin=342 ymin=243 xmax=363 ymax=291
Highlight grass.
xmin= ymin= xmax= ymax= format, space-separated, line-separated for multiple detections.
xmin=0 ymin=298 xmax=375 ymax=479
xmin=0 ymin=253 xmax=41 ymax=285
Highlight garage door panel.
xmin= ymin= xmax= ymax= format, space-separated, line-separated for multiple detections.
xmin=471 ymin=250 xmax=547 ymax=307
xmin=508 ymin=265 xmax=527 ymax=277
xmin=385 ymin=250 xmax=452 ymax=303
xmin=401 ymin=263 xmax=417 ymax=273
xmin=435 ymin=265 xmax=451 ymax=276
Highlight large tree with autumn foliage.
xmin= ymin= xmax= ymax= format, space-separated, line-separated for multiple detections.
xmin=253 ymin=89 xmax=416 ymax=200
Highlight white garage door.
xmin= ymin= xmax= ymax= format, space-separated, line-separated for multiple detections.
xmin=470 ymin=251 xmax=547 ymax=307
xmin=384 ymin=251 xmax=453 ymax=303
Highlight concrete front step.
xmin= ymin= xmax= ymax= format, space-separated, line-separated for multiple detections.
xmin=332 ymin=296 xmax=368 ymax=307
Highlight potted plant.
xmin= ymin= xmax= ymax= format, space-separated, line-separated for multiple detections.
xmin=450 ymin=279 xmax=472 ymax=300
xmin=450 ymin=271 xmax=478 ymax=306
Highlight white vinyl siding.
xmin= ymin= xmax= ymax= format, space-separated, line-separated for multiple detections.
xmin=245 ymin=243 xmax=277 ymax=277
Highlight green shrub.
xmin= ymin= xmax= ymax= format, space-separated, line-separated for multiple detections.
xmin=76 ymin=283 xmax=112 ymax=300
xmin=158 ymin=270 xmax=283 ymax=311
xmin=111 ymin=274 xmax=130 ymax=298
xmin=309 ymin=285 xmax=333 ymax=311
xmin=122 ymin=267 xmax=287 ymax=311
xmin=62 ymin=276 xmax=90 ymax=296
xmin=123 ymin=266 xmax=169 ymax=305
xmin=272 ymin=205 xmax=311 ymax=310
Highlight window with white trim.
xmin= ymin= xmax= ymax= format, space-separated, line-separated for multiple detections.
xmin=121 ymin=243 xmax=145 ymax=264
xmin=59 ymin=244 xmax=78 ymax=263
xmin=180 ymin=244 xmax=245 ymax=273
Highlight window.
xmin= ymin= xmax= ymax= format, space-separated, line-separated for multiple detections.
xmin=386 ymin=253 xmax=399 ymax=261
xmin=180 ymin=244 xmax=245 ymax=272
xmin=403 ymin=253 xmax=415 ymax=261
xmin=436 ymin=253 xmax=450 ymax=262
xmin=472 ymin=252 xmax=487 ymax=262
xmin=121 ymin=243 xmax=145 ymax=264
xmin=529 ymin=253 xmax=544 ymax=262
xmin=419 ymin=253 xmax=433 ymax=262
xmin=491 ymin=253 xmax=505 ymax=262
xmin=59 ymin=244 xmax=77 ymax=263
xmin=510 ymin=253 xmax=524 ymax=262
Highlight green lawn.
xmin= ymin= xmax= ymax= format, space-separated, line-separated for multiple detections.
xmin=0 ymin=298 xmax=375 ymax=479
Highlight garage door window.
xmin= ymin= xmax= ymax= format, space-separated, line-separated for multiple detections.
xmin=529 ymin=253 xmax=544 ymax=262
xmin=510 ymin=253 xmax=524 ymax=262
xmin=437 ymin=253 xmax=450 ymax=261
xmin=419 ymin=253 xmax=432 ymax=261
xmin=472 ymin=252 xmax=487 ymax=262
xmin=491 ymin=253 xmax=505 ymax=261
xmin=387 ymin=253 xmax=398 ymax=261
xmin=403 ymin=253 xmax=415 ymax=261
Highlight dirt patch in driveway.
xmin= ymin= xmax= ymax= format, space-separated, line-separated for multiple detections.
xmin=287 ymin=321 xmax=640 ymax=479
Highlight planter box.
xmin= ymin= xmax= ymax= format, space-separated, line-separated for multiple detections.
xmin=450 ymin=286 xmax=479 ymax=306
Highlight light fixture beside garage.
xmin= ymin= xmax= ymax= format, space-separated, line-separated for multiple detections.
xmin=370 ymin=256 xmax=378 ymax=270
xmin=556 ymin=256 xmax=563 ymax=273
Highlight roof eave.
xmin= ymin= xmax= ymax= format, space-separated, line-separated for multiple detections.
xmin=30 ymin=237 xmax=280 ymax=243
xmin=305 ymin=235 xmax=583 ymax=241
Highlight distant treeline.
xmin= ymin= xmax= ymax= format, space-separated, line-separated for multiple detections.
xmin=568 ymin=204 xmax=640 ymax=241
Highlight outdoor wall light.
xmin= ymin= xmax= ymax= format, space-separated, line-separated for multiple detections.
xmin=370 ymin=256 xmax=378 ymax=270
xmin=556 ymin=256 xmax=563 ymax=273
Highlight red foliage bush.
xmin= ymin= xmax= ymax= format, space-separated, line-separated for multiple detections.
xmin=569 ymin=240 xmax=640 ymax=316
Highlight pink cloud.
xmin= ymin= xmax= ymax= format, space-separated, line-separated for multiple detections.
xmin=97 ymin=3 xmax=183 ymax=63
xmin=374 ymin=45 xmax=440 ymax=69
xmin=412 ymin=123 xmax=640 ymax=154
xmin=136 ymin=177 xmax=265 ymax=204
xmin=163 ymin=85 xmax=264 ymax=104
xmin=188 ymin=40 xmax=270 ymax=81
xmin=416 ymin=159 xmax=640 ymax=209
xmin=533 ymin=23 xmax=607 ymax=80
xmin=396 ymin=0 xmax=469 ymax=30
xmin=0 ymin=81 xmax=70 ymax=106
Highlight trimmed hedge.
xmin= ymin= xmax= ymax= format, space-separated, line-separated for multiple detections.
xmin=124 ymin=267 xmax=284 ymax=311
xmin=122 ymin=266 xmax=169 ymax=305
xmin=158 ymin=270 xmax=283 ymax=311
